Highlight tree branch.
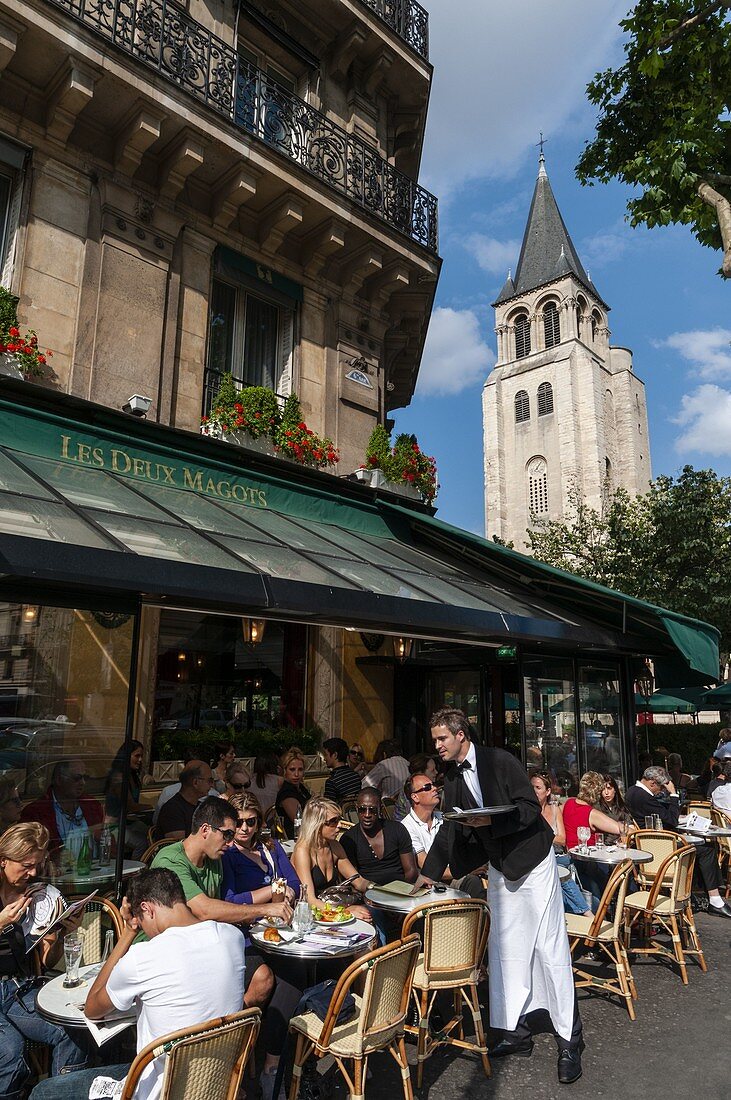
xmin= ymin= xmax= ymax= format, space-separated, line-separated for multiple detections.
xmin=697 ymin=180 xmax=731 ymax=276
xmin=658 ymin=1 xmax=731 ymax=48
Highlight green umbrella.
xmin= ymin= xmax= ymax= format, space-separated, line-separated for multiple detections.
xmin=701 ymin=683 xmax=731 ymax=706
xmin=644 ymin=692 xmax=696 ymax=715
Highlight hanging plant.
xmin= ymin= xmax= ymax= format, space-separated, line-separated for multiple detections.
xmin=362 ymin=425 xmax=438 ymax=504
xmin=273 ymin=393 xmax=339 ymax=469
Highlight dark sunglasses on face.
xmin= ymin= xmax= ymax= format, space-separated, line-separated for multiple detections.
xmin=324 ymin=816 xmax=340 ymax=827
xmin=413 ymin=782 xmax=435 ymax=794
xmin=349 ymin=750 xmax=364 ymax=758
xmin=238 ymin=816 xmax=258 ymax=828
xmin=68 ymin=773 xmax=87 ymax=782
xmin=211 ymin=826 xmax=237 ymax=842
xmin=230 ymin=782 xmax=249 ymax=791
xmin=357 ymin=805 xmax=378 ymax=815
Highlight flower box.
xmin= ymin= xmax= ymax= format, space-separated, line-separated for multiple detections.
xmin=201 ymin=424 xmax=277 ymax=457
xmin=353 ymin=467 xmax=420 ymax=499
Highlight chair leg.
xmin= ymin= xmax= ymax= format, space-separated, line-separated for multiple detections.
xmin=288 ymin=1034 xmax=309 ymax=1100
xmin=669 ymin=914 xmax=688 ymax=984
xmin=396 ymin=1037 xmax=414 ymax=1100
xmin=416 ymin=987 xmax=429 ymax=1088
xmin=351 ymin=1057 xmax=363 ymax=1100
xmin=614 ymin=946 xmax=636 ymax=1021
xmin=465 ymin=982 xmax=491 ymax=1077
xmin=453 ymin=988 xmax=464 ymax=1040
xmin=683 ymin=905 xmax=708 ymax=973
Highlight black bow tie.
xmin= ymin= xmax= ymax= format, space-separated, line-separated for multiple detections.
xmin=457 ymin=759 xmax=472 ymax=773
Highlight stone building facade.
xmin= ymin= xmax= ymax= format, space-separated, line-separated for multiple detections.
xmin=483 ymin=155 xmax=651 ymax=550
xmin=0 ymin=0 xmax=440 ymax=754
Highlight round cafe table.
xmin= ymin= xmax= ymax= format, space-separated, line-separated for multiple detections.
xmin=251 ymin=917 xmax=376 ymax=960
xmin=365 ymin=885 xmax=468 ymax=914
xmin=678 ymin=824 xmax=731 ymax=839
xmin=569 ymin=846 xmax=652 ymax=865
xmin=36 ymin=964 xmax=135 ymax=1034
xmin=557 ymin=864 xmax=572 ymax=882
xmin=40 ymin=859 xmax=146 ymax=892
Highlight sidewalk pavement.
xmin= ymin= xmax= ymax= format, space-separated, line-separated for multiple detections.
xmin=345 ymin=907 xmax=730 ymax=1100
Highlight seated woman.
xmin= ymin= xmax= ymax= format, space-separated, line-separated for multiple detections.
xmin=291 ymin=798 xmax=370 ymax=919
xmin=275 ymin=751 xmax=310 ymax=839
xmin=221 ymin=794 xmax=300 ymax=1100
xmin=211 ymin=742 xmax=239 ymax=794
xmin=221 ymin=762 xmax=251 ymax=804
xmin=0 ymin=822 xmax=88 ymax=1099
xmin=597 ymin=773 xmax=634 ymax=823
xmin=531 ymin=773 xmax=592 ymax=918
xmin=563 ymin=771 xmax=623 ymax=911
xmin=250 ymin=753 xmax=282 ymax=816
xmin=104 ymin=739 xmax=148 ymax=857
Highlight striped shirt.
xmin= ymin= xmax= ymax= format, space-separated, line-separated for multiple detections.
xmin=324 ymin=765 xmax=362 ymax=804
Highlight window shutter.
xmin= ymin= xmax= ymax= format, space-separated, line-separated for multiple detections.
xmin=1 ymin=171 xmax=23 ymax=290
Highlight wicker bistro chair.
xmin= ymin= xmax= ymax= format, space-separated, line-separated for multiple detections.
xmin=623 ymin=844 xmax=707 ymax=984
xmin=141 ymin=837 xmax=175 ymax=866
xmin=401 ymin=899 xmax=491 ymax=1085
xmin=287 ymin=935 xmax=420 ymax=1100
xmin=264 ymin=805 xmax=287 ymax=840
xmin=628 ymin=829 xmax=682 ymax=890
xmin=78 ymin=896 xmax=125 ymax=963
xmin=565 ymin=859 xmax=637 ymax=1020
xmin=686 ymin=800 xmax=713 ymax=819
xmin=339 ymin=798 xmax=360 ymax=825
xmin=119 ymin=1008 xmax=261 ymax=1100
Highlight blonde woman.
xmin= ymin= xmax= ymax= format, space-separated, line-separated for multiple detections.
xmin=274 ymin=750 xmax=310 ymax=839
xmin=0 ymin=822 xmax=88 ymax=1097
xmin=291 ymin=797 xmax=370 ymax=919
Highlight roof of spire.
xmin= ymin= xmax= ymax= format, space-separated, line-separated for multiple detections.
xmin=494 ymin=155 xmax=608 ymax=309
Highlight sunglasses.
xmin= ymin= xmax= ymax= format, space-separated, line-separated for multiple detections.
xmin=211 ymin=826 xmax=237 ymax=842
xmin=357 ymin=805 xmax=379 ymax=815
xmin=230 ymin=782 xmax=249 ymax=791
xmin=238 ymin=816 xmax=258 ymax=828
xmin=324 ymin=816 xmax=340 ymax=827
xmin=349 ymin=751 xmax=364 ymax=758
xmin=413 ymin=782 xmax=435 ymax=794
xmin=67 ymin=774 xmax=88 ymax=782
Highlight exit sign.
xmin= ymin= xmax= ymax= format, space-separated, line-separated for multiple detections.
xmin=497 ymin=645 xmax=517 ymax=660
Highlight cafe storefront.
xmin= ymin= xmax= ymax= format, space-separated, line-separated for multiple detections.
xmin=0 ymin=380 xmax=720 ymax=886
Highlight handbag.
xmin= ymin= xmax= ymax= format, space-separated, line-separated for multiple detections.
xmin=301 ymin=979 xmax=356 ymax=1025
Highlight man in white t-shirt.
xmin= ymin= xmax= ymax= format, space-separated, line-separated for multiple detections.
xmin=30 ymin=868 xmax=247 ymax=1100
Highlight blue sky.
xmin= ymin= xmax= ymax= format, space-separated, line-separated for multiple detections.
xmin=391 ymin=0 xmax=731 ymax=537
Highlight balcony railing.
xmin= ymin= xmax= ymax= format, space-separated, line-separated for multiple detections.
xmin=44 ymin=0 xmax=439 ymax=253
xmin=359 ymin=0 xmax=429 ymax=60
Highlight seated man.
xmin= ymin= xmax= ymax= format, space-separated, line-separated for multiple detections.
xmin=322 ymin=737 xmax=362 ymax=803
xmin=401 ymin=772 xmax=445 ymax=871
xmin=152 ymin=796 xmax=292 ymax=1005
xmin=711 ymin=761 xmax=731 ymax=814
xmin=625 ymin=765 xmax=731 ymax=918
xmin=156 ymin=760 xmax=216 ymax=839
xmin=20 ymin=759 xmax=103 ymax=862
xmin=29 ymin=868 xmax=247 ymax=1100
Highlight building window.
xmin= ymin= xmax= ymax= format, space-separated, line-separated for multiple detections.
xmin=0 ymin=137 xmax=28 ymax=289
xmin=537 ymin=381 xmax=554 ymax=416
xmin=543 ymin=302 xmax=560 ymax=348
xmin=514 ymin=314 xmax=531 ymax=359
xmin=527 ymin=456 xmax=548 ymax=515
xmin=515 ymin=390 xmax=530 ymax=423
xmin=591 ymin=310 xmax=601 ymax=341
xmin=205 ymin=275 xmax=295 ymax=415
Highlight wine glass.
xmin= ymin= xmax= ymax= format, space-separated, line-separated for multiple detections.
xmin=576 ymin=826 xmax=591 ymax=853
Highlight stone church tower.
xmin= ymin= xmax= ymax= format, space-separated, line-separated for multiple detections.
xmin=483 ymin=154 xmax=651 ymax=549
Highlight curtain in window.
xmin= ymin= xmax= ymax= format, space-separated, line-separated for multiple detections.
xmin=244 ymin=293 xmax=278 ymax=389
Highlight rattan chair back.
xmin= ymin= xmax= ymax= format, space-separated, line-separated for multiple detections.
xmin=381 ymin=797 xmax=397 ymax=821
xmin=588 ymin=859 xmax=633 ymax=940
xmin=339 ymin=798 xmax=359 ymax=825
xmin=629 ymin=829 xmax=680 ymax=888
xmin=358 ymin=935 xmax=420 ymax=1042
xmin=667 ymin=844 xmax=696 ymax=908
xmin=264 ymin=805 xmax=287 ymax=840
xmin=141 ymin=838 xmax=175 ymax=866
xmin=120 ymin=1008 xmax=261 ymax=1100
xmin=78 ymin=897 xmax=124 ymax=963
xmin=686 ymin=800 xmax=712 ymax=819
xmin=403 ymin=899 xmax=489 ymax=975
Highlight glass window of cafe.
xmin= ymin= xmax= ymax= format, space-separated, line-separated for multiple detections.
xmin=523 ymin=656 xmax=578 ymax=795
xmin=577 ymin=662 xmax=624 ymax=783
xmin=0 ymin=600 xmax=136 ymax=888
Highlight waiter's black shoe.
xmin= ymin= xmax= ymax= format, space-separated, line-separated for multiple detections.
xmin=489 ymin=1038 xmax=534 ymax=1058
xmin=557 ymin=1045 xmax=584 ymax=1084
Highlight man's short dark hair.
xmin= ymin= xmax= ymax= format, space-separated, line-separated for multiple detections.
xmin=322 ymin=737 xmax=348 ymax=763
xmin=430 ymin=707 xmax=472 ymax=740
xmin=408 ymin=753 xmax=434 ymax=775
xmin=127 ymin=869 xmax=186 ymax=916
xmin=191 ymin=795 xmax=237 ymax=834
xmin=404 ymin=774 xmax=432 ymax=802
xmin=356 ymin=787 xmax=381 ymax=805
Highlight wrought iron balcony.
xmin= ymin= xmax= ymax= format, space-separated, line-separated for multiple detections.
xmin=359 ymin=0 xmax=429 ymax=60
xmin=44 ymin=0 xmax=439 ymax=253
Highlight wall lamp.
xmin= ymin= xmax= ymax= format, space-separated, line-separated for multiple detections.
xmin=242 ymin=618 xmax=266 ymax=645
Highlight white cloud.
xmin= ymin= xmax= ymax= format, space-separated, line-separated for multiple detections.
xmin=415 ymin=307 xmax=495 ymax=396
xmin=579 ymin=226 xmax=631 ymax=270
xmin=673 ymin=385 xmax=731 ymax=456
xmin=422 ymin=0 xmax=627 ymax=198
xmin=463 ymin=234 xmax=520 ymax=276
xmin=659 ymin=327 xmax=731 ymax=380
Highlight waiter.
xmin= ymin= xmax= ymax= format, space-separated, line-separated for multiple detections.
xmin=422 ymin=707 xmax=583 ymax=1085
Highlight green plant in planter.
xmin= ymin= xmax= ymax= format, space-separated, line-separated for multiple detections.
xmin=201 ymin=374 xmax=281 ymax=439
xmin=362 ymin=425 xmax=438 ymax=504
xmin=0 ymin=287 xmax=52 ymax=378
xmin=274 ymin=393 xmax=339 ymax=469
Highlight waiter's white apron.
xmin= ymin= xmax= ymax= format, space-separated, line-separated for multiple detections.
xmin=487 ymin=848 xmax=575 ymax=1040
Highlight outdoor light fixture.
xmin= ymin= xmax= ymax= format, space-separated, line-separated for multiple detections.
xmin=393 ymin=636 xmax=413 ymax=663
xmin=242 ymin=618 xmax=266 ymax=645
xmin=122 ymin=394 xmax=152 ymax=417
xmin=21 ymin=605 xmax=39 ymax=624
xmin=177 ymin=650 xmax=186 ymax=662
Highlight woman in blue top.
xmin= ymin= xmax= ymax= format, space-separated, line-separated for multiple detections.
xmin=222 ymin=793 xmax=301 ymax=1100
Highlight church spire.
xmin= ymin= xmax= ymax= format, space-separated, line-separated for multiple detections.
xmin=493 ymin=153 xmax=607 ymax=308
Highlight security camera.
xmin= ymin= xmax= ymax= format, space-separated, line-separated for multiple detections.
xmin=122 ymin=394 xmax=152 ymax=417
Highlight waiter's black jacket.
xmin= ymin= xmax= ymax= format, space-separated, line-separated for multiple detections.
xmin=423 ymin=745 xmax=553 ymax=882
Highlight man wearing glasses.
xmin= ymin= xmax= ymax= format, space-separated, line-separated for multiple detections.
xmin=20 ymin=759 xmax=103 ymax=862
xmin=401 ymin=773 xmax=443 ymax=869
xmin=156 ymin=760 xmax=217 ymax=840
xmin=151 ymin=797 xmax=293 ymax=1007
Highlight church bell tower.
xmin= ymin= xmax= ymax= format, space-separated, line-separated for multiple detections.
xmin=483 ymin=153 xmax=651 ymax=549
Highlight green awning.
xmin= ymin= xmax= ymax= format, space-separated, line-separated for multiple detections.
xmin=379 ymin=502 xmax=721 ymax=684
xmin=701 ymin=683 xmax=731 ymax=706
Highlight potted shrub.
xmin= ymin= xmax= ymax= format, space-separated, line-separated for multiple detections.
xmin=357 ymin=425 xmax=438 ymax=504
xmin=201 ymin=373 xmax=280 ymax=455
xmin=0 ymin=287 xmax=52 ymax=380
xmin=274 ymin=394 xmax=339 ymax=470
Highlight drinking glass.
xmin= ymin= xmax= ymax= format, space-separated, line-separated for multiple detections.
xmin=654 ymin=815 xmax=663 ymax=832
xmin=292 ymin=899 xmax=311 ymax=935
xmin=617 ymin=822 xmax=628 ymax=849
xmin=595 ymin=833 xmax=605 ymax=850
xmin=644 ymin=816 xmax=655 ymax=830
xmin=63 ymin=932 xmax=83 ymax=988
xmin=576 ymin=826 xmax=591 ymax=853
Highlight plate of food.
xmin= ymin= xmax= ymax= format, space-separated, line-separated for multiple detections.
xmin=312 ymin=904 xmax=355 ymax=926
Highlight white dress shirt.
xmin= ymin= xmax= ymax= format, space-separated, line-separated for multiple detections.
xmin=459 ymin=742 xmax=484 ymax=807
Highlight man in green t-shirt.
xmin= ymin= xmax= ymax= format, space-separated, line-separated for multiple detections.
xmin=152 ymin=796 xmax=292 ymax=1006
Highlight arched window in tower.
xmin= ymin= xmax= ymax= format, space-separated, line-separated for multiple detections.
xmin=537 ymin=381 xmax=554 ymax=416
xmin=543 ymin=302 xmax=560 ymax=348
xmin=515 ymin=390 xmax=530 ymax=423
xmin=591 ymin=310 xmax=602 ymax=341
xmin=527 ymin=456 xmax=549 ymax=516
xmin=514 ymin=314 xmax=531 ymax=359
